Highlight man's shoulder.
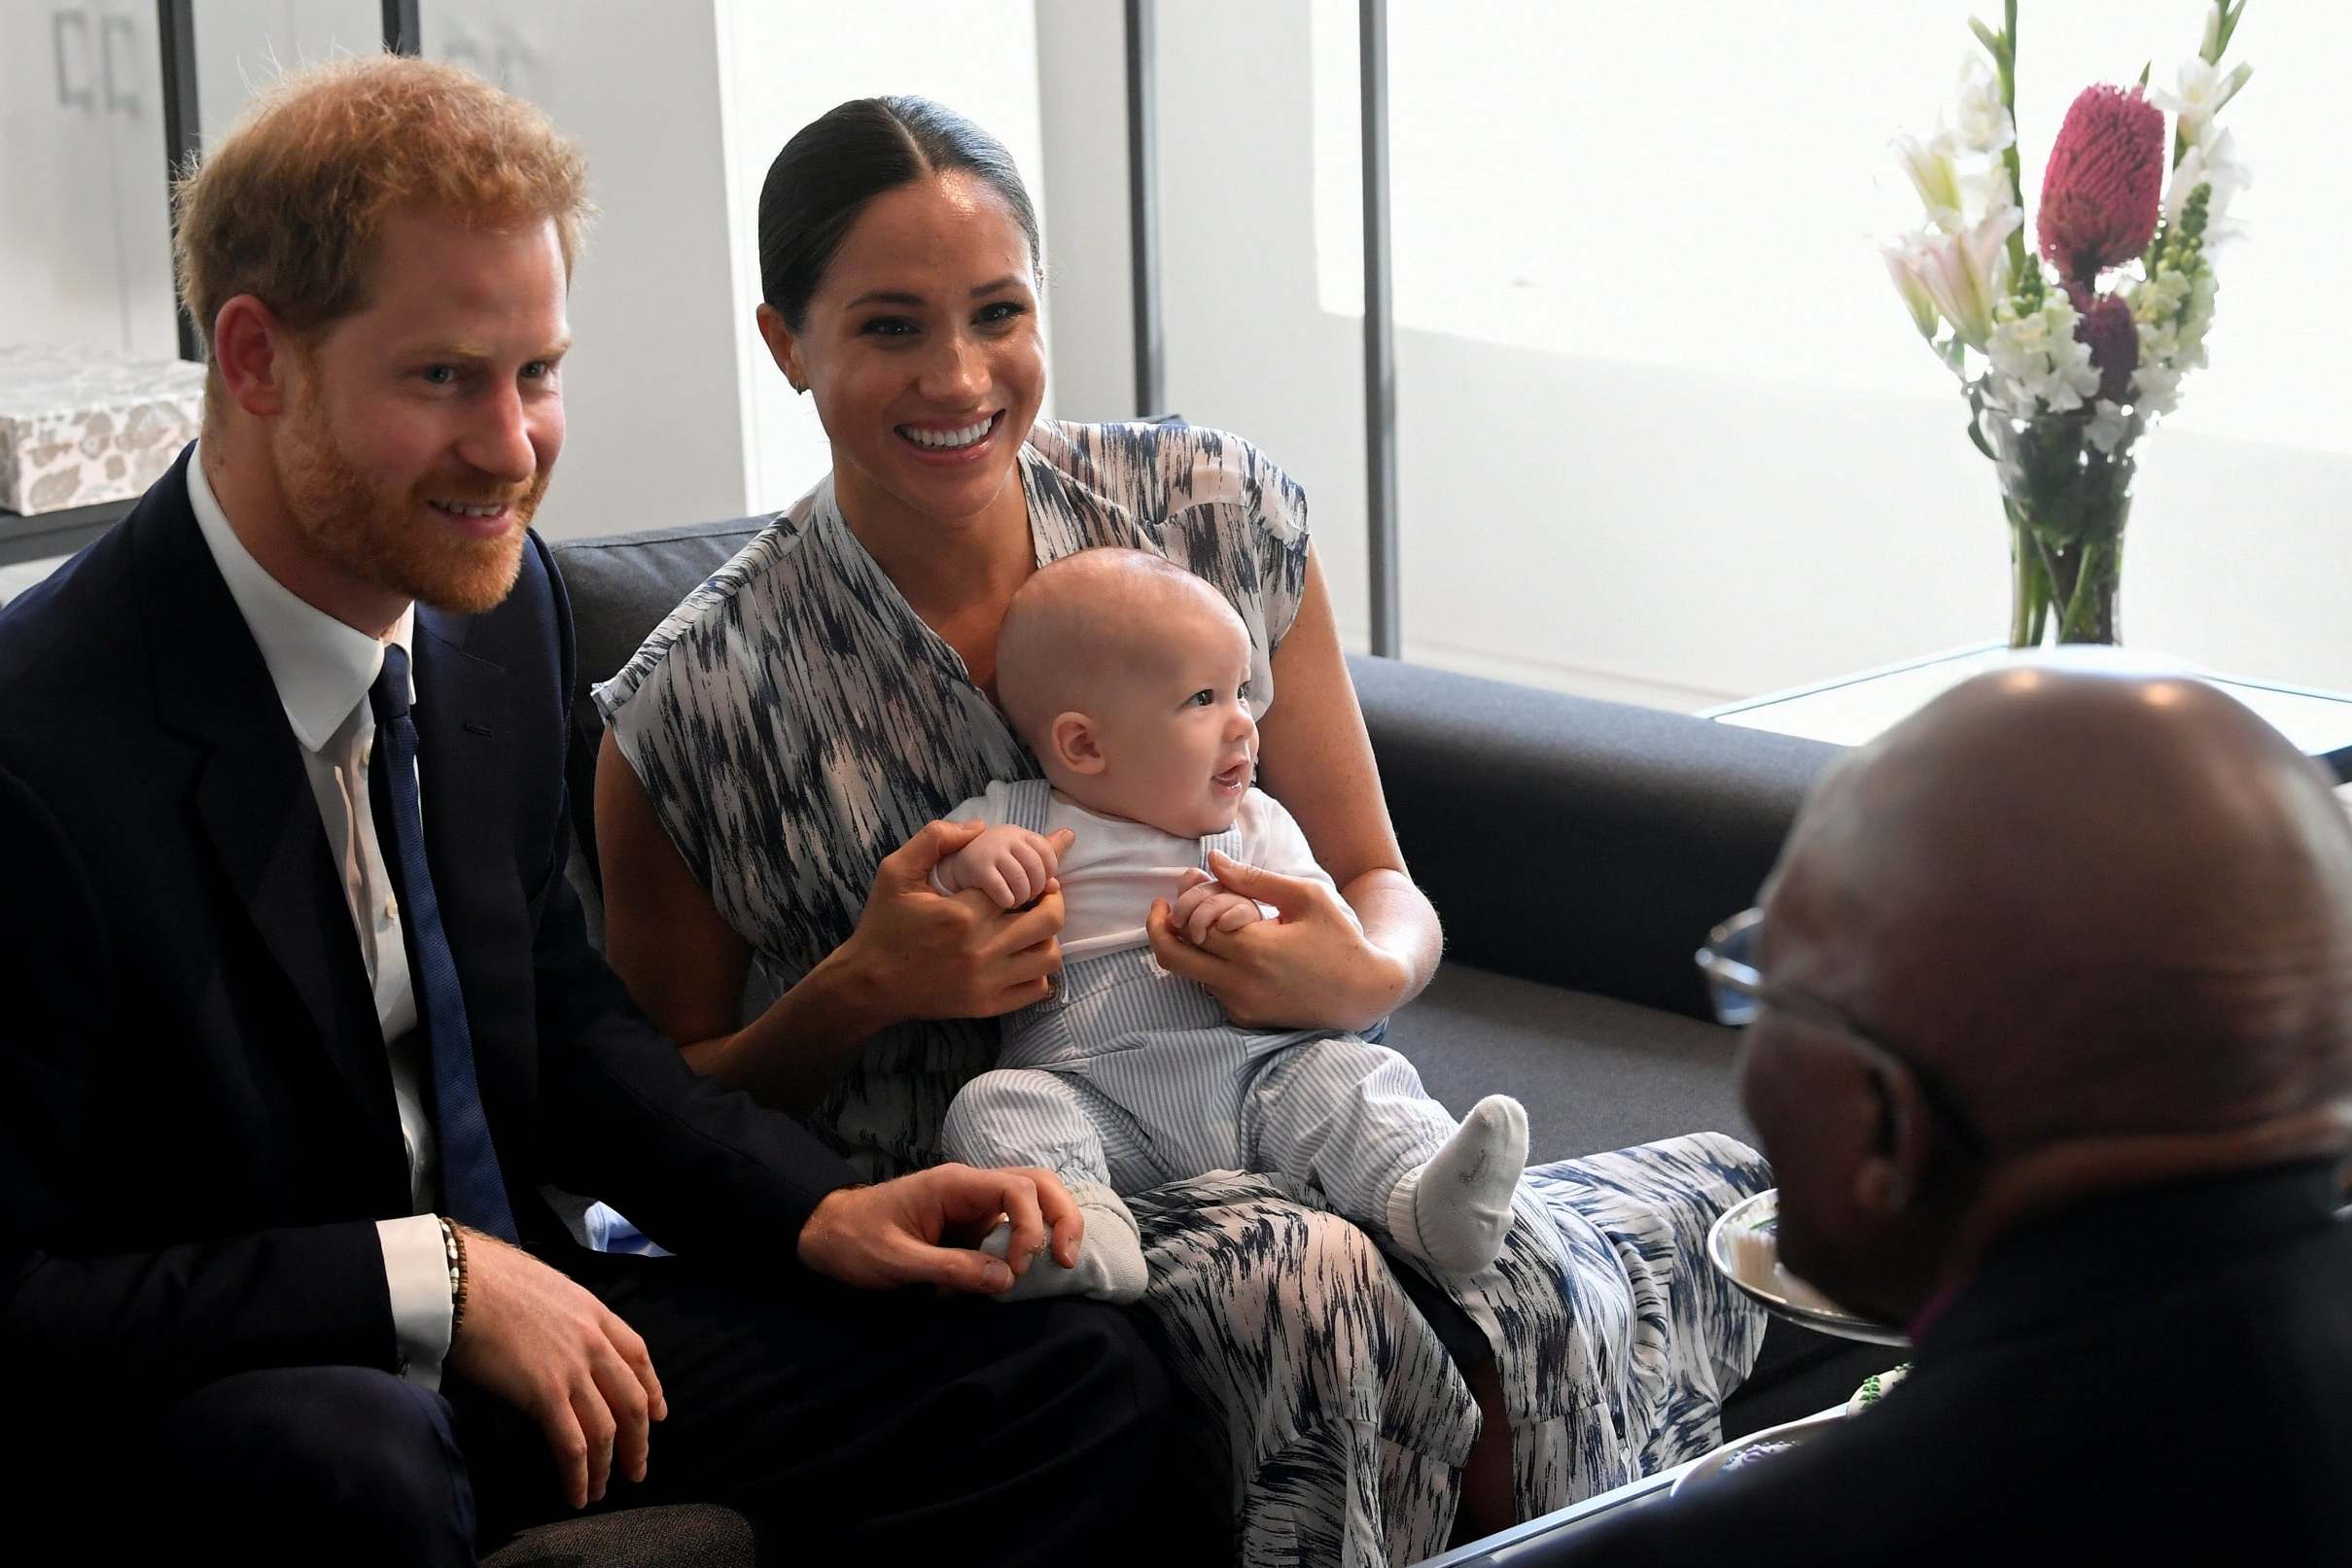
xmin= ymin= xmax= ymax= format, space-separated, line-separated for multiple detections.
xmin=0 ymin=517 xmax=153 ymax=756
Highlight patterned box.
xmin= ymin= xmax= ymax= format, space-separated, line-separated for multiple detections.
xmin=0 ymin=344 xmax=206 ymax=516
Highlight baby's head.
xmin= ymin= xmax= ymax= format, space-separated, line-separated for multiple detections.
xmin=996 ymin=548 xmax=1257 ymax=838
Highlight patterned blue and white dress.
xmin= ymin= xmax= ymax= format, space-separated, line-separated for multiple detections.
xmin=596 ymin=420 xmax=1769 ymax=1567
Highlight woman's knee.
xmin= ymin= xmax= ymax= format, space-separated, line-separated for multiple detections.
xmin=155 ymin=1367 xmax=473 ymax=1563
xmin=1280 ymin=1205 xmax=1397 ymax=1302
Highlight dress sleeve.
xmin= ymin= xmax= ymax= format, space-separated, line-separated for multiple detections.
xmin=1164 ymin=427 xmax=1313 ymax=656
xmin=588 ymin=524 xmax=795 ymax=903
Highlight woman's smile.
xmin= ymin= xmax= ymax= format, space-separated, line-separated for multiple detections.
xmin=895 ymin=409 xmax=1003 ymax=462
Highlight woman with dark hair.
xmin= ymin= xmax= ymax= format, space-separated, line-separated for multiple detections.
xmin=593 ymin=95 xmax=1767 ymax=1564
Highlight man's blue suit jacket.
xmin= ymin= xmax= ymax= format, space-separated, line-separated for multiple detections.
xmin=0 ymin=444 xmax=857 ymax=1413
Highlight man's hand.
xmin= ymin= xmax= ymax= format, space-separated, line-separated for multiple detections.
xmin=796 ymin=1164 xmax=1085 ymax=1294
xmin=444 ymin=1229 xmax=667 ymax=1510
xmin=1168 ymin=865 xmax=1268 ymax=945
xmin=935 ymin=823 xmax=1071 ymax=909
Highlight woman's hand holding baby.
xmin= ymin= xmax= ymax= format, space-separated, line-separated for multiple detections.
xmin=843 ymin=820 xmax=1076 ymax=1022
xmin=1169 ymin=866 xmax=1268 ymax=944
xmin=1148 ymin=851 xmax=1412 ymax=1033
xmin=934 ymin=824 xmax=1069 ymax=909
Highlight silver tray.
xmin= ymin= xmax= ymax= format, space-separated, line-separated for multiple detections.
xmin=1706 ymin=1190 xmax=1911 ymax=1348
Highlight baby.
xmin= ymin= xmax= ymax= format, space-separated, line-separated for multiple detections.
xmin=934 ymin=547 xmax=1527 ymax=1301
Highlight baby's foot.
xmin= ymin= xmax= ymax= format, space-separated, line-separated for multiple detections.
xmin=1385 ymin=1095 xmax=1528 ymax=1273
xmin=983 ymin=1182 xmax=1149 ymax=1303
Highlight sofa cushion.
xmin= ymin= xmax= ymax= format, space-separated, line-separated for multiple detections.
xmin=1387 ymin=963 xmax=1748 ymax=1164
xmin=550 ymin=520 xmax=769 ymax=885
xmin=480 ymin=1503 xmax=755 ymax=1568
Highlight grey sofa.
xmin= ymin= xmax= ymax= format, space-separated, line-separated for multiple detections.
xmin=501 ymin=518 xmax=1888 ymax=1564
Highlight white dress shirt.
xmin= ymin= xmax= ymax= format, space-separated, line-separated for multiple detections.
xmin=187 ymin=446 xmax=455 ymax=1389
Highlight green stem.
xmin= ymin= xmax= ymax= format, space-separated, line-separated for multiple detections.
xmin=2058 ymin=540 xmax=2114 ymax=642
xmin=2008 ymin=508 xmax=2041 ymax=647
xmin=1998 ymin=0 xmax=2028 ymax=282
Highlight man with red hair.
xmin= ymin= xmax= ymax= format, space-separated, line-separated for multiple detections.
xmin=0 ymin=55 xmax=1165 ymax=1564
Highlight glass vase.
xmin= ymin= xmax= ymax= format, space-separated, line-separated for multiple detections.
xmin=1980 ymin=408 xmax=2135 ymax=647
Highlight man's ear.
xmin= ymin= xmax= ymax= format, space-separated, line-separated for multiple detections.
xmin=1051 ymin=711 xmax=1106 ymax=776
xmin=755 ymin=302 xmax=808 ymax=393
xmin=211 ymin=295 xmax=295 ymax=419
xmin=1850 ymin=1067 xmax=1934 ymax=1217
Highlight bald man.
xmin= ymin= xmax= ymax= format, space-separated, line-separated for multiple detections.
xmin=1520 ymin=666 xmax=2352 ymax=1564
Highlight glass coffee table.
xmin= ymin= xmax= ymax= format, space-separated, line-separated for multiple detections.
xmin=1410 ymin=1458 xmax=1697 ymax=1565
xmin=1703 ymin=644 xmax=2352 ymax=782
xmin=1413 ymin=1405 xmax=1843 ymax=1566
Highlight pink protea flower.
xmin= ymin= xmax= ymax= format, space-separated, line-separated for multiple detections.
xmin=2038 ymin=85 xmax=2166 ymax=282
xmin=2066 ymin=283 xmax=2140 ymax=405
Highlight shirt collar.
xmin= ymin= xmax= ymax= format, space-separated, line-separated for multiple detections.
xmin=188 ymin=438 xmax=415 ymax=753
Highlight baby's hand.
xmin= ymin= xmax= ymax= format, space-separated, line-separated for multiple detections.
xmin=938 ymin=825 xmax=1069 ymax=909
xmin=1171 ymin=865 xmax=1267 ymax=945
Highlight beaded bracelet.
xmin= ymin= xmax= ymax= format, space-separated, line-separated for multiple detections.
xmin=438 ymin=1216 xmax=470 ymax=1342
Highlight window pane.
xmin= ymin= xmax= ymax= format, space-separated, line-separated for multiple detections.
xmin=1338 ymin=1 xmax=2352 ymax=702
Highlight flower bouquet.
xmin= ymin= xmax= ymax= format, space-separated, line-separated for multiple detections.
xmin=1883 ymin=1 xmax=2253 ymax=645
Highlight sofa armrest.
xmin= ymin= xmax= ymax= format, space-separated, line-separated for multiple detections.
xmin=1348 ymin=655 xmax=1840 ymax=1019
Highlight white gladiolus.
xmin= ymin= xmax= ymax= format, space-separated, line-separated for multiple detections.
xmin=1952 ymin=57 xmax=2016 ymax=155
xmin=2166 ymin=126 xmax=2252 ymax=239
xmin=2154 ymin=57 xmax=2253 ymax=147
xmin=1985 ymin=296 xmax=2101 ymax=416
xmin=2036 ymin=334 xmax=2101 ymax=413
xmin=1883 ymin=236 xmax=1944 ymax=340
xmin=2132 ymin=364 xmax=2184 ymax=418
xmin=1916 ymin=207 xmax=2019 ymax=351
xmin=1894 ymin=131 xmax=1966 ymax=230
xmin=1961 ymin=162 xmax=2019 ymax=226
xmin=2087 ymin=399 xmax=2132 ymax=455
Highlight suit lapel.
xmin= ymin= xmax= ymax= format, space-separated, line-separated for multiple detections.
xmin=134 ymin=450 xmax=398 ymax=1133
xmin=410 ymin=604 xmax=529 ymax=1125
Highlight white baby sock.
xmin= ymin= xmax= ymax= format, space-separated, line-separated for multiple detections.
xmin=1385 ymin=1094 xmax=1528 ymax=1274
xmin=982 ymin=1180 xmax=1149 ymax=1304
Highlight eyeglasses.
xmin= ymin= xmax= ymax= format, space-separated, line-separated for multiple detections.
xmin=1697 ymin=907 xmax=1989 ymax=1158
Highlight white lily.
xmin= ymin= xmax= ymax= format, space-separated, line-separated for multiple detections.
xmin=1883 ymin=235 xmax=1944 ymax=340
xmin=1916 ymin=207 xmax=2020 ymax=351
xmin=1894 ymin=131 xmax=1966 ymax=230
xmin=1952 ymin=56 xmax=2016 ymax=156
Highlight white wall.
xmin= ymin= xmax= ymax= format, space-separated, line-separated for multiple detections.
xmin=193 ymin=0 xmax=381 ymax=145
xmin=420 ymin=1 xmax=751 ymax=543
xmin=719 ymin=0 xmax=1052 ymax=515
xmin=1034 ymin=0 xmax=1137 ymax=423
xmin=0 ymin=0 xmax=185 ymax=361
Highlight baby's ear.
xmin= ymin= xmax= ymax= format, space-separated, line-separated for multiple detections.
xmin=1052 ymin=711 xmax=1107 ymax=775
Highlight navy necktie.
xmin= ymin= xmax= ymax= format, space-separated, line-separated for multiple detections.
xmin=369 ymin=645 xmax=520 ymax=1243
